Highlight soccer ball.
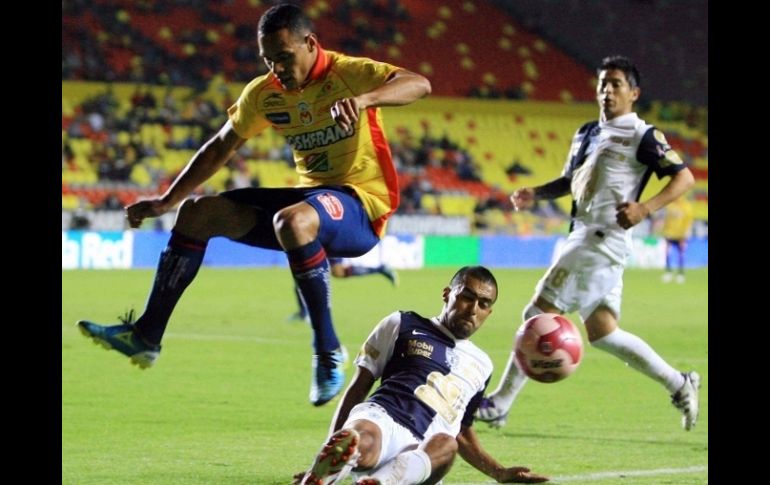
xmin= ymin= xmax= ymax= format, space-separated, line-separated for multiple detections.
xmin=515 ymin=313 xmax=583 ymax=383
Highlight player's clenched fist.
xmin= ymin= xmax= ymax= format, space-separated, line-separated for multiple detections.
xmin=510 ymin=187 xmax=536 ymax=211
xmin=330 ymin=97 xmax=360 ymax=132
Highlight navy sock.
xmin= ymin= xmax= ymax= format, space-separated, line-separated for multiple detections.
xmin=134 ymin=230 xmax=206 ymax=345
xmin=294 ymin=285 xmax=308 ymax=318
xmin=347 ymin=265 xmax=380 ymax=277
xmin=287 ymin=240 xmax=339 ymax=353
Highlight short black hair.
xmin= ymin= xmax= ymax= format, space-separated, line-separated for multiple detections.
xmin=450 ymin=266 xmax=498 ymax=301
xmin=258 ymin=3 xmax=314 ymax=36
xmin=599 ymin=55 xmax=641 ymax=89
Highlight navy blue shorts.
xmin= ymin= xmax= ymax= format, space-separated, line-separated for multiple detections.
xmin=221 ymin=186 xmax=380 ymax=258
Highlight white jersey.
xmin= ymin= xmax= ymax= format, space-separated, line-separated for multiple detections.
xmin=355 ymin=310 xmax=493 ymax=439
xmin=562 ymin=112 xmax=686 ymax=263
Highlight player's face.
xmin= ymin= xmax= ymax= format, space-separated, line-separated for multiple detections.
xmin=441 ymin=276 xmax=497 ymax=340
xmin=596 ymin=68 xmax=640 ymax=121
xmin=259 ymin=28 xmax=317 ymax=90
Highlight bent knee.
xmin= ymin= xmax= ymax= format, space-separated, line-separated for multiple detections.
xmin=273 ymin=205 xmax=319 ymax=243
xmin=354 ymin=429 xmax=381 ymax=469
xmin=423 ymin=433 xmax=457 ymax=466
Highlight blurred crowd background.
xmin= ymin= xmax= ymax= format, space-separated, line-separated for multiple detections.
xmin=62 ymin=0 xmax=707 ymax=237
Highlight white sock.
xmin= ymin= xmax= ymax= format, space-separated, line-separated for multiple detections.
xmin=592 ymin=328 xmax=685 ymax=394
xmin=488 ymin=351 xmax=529 ymax=411
xmin=369 ymin=449 xmax=431 ymax=485
xmin=488 ymin=303 xmax=546 ymax=411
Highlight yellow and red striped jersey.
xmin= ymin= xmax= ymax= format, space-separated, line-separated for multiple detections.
xmin=228 ymin=47 xmax=400 ymax=237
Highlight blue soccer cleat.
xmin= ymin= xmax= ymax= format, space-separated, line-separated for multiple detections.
xmin=77 ymin=310 xmax=161 ymax=369
xmin=286 ymin=310 xmax=311 ymax=325
xmin=378 ymin=265 xmax=399 ymax=287
xmin=310 ymin=346 xmax=348 ymax=406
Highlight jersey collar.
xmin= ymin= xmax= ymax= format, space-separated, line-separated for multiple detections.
xmin=272 ymin=44 xmax=330 ymax=92
xmin=306 ymin=44 xmax=330 ymax=83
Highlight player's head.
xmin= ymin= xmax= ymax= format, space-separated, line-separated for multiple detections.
xmin=258 ymin=3 xmax=318 ymax=90
xmin=440 ymin=266 xmax=498 ymax=340
xmin=596 ymin=55 xmax=641 ymax=121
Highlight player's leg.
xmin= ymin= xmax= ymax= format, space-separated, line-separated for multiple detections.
xmin=301 ymin=428 xmax=362 ymax=485
xmin=662 ymin=239 xmax=674 ymax=283
xmin=330 ymin=257 xmax=398 ymax=287
xmin=301 ymin=402 xmax=388 ymax=485
xmin=585 ymin=305 xmax=700 ymax=430
xmin=355 ymin=433 xmax=454 ymax=485
xmin=421 ymin=433 xmax=458 ymax=485
xmin=675 ymin=239 xmax=687 ymax=283
xmin=274 ymin=201 xmax=348 ymax=406
xmin=478 ymin=239 xmax=592 ymax=427
xmin=339 ymin=402 xmax=434 ymax=485
xmin=287 ymin=283 xmax=310 ymax=323
xmin=476 ymin=296 xmax=558 ymax=428
xmin=376 ymin=265 xmax=399 ymax=287
xmin=275 ymin=188 xmax=380 ymax=405
xmin=78 ymin=194 xmax=258 ymax=368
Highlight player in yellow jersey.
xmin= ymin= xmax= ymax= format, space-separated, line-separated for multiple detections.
xmin=661 ymin=195 xmax=694 ymax=283
xmin=78 ymin=3 xmax=431 ymax=407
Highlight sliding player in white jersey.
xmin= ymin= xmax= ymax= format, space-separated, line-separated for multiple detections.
xmin=297 ymin=266 xmax=548 ymax=485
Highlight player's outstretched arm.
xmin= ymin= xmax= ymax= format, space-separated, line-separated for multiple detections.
xmin=511 ymin=176 xmax=571 ymax=211
xmin=457 ymin=425 xmax=549 ymax=483
xmin=359 ymin=68 xmax=431 ymax=109
xmin=327 ymin=366 xmax=376 ymax=436
xmin=125 ymin=120 xmax=246 ymax=228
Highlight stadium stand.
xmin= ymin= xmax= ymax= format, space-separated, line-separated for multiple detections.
xmin=62 ymin=0 xmax=707 ymax=233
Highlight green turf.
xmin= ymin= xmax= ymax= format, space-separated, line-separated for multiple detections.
xmin=62 ymin=267 xmax=707 ymax=484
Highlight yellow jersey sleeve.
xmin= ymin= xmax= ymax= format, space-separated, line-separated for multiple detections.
xmin=227 ymin=76 xmax=274 ymax=139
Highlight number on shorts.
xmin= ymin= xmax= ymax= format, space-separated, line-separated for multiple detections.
xmin=548 ymin=267 xmax=570 ymax=288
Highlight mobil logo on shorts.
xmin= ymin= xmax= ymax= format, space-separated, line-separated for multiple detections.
xmin=317 ymin=193 xmax=344 ymax=220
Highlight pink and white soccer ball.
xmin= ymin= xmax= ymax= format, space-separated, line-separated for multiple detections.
xmin=515 ymin=313 xmax=583 ymax=383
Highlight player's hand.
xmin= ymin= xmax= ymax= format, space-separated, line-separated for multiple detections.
xmin=330 ymin=97 xmax=360 ymax=132
xmin=510 ymin=188 xmax=536 ymax=211
xmin=125 ymin=198 xmax=171 ymax=229
xmin=494 ymin=466 xmax=549 ymax=483
xmin=291 ymin=471 xmax=308 ymax=484
xmin=615 ymin=201 xmax=649 ymax=230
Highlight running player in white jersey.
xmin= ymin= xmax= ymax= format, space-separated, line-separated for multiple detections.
xmin=297 ymin=266 xmax=548 ymax=485
xmin=476 ymin=56 xmax=700 ymax=432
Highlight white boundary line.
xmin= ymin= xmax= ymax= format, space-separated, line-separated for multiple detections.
xmin=459 ymin=465 xmax=707 ymax=483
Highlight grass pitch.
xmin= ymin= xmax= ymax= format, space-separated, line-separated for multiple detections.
xmin=62 ymin=267 xmax=707 ymax=484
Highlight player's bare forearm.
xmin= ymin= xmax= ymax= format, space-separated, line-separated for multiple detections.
xmin=458 ymin=426 xmax=507 ymax=478
xmin=616 ymin=167 xmax=695 ymax=229
xmin=458 ymin=426 xmax=549 ymax=483
xmin=357 ymin=69 xmax=431 ymax=109
xmin=332 ymin=70 xmax=430 ymax=131
xmin=640 ymin=167 xmax=695 ymax=214
xmin=160 ymin=121 xmax=246 ymax=208
xmin=328 ymin=367 xmax=375 ymax=436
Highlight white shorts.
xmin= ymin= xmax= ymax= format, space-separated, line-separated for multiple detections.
xmin=535 ymin=234 xmax=624 ymax=321
xmin=343 ymin=402 xmax=420 ymax=469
